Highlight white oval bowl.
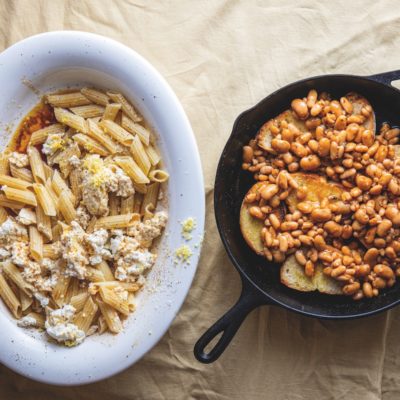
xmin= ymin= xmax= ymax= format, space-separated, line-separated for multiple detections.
xmin=0 ymin=31 xmax=204 ymax=385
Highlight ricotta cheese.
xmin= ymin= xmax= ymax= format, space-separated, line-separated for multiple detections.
xmin=115 ymin=248 xmax=156 ymax=282
xmin=45 ymin=305 xmax=85 ymax=346
xmin=34 ymin=292 xmax=49 ymax=308
xmin=17 ymin=315 xmax=38 ymax=328
xmin=16 ymin=208 xmax=37 ymax=226
xmin=42 ymin=133 xmax=66 ymax=156
xmin=0 ymin=217 xmax=28 ymax=244
xmin=9 ymin=152 xmax=29 ymax=168
xmin=75 ymin=205 xmax=91 ymax=230
xmin=60 ymin=222 xmax=89 ymax=279
xmin=11 ymin=241 xmax=30 ymax=267
xmin=127 ymin=211 xmax=168 ymax=245
xmin=85 ymin=229 xmax=111 ymax=265
xmin=113 ymin=167 xmax=134 ymax=197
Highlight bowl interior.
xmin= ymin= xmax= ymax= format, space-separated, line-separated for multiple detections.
xmin=0 ymin=32 xmax=204 ymax=384
xmin=215 ymin=74 xmax=400 ymax=318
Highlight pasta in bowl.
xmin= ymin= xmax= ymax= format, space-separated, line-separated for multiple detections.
xmin=0 ymin=31 xmax=204 ymax=385
xmin=0 ymin=88 xmax=169 ymax=347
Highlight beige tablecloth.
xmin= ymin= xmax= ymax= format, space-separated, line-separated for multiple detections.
xmin=1 ymin=0 xmax=400 ymax=398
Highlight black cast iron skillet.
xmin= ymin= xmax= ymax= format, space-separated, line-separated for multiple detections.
xmin=194 ymin=70 xmax=400 ymax=364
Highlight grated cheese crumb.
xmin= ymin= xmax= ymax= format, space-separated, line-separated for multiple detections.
xmin=174 ymin=245 xmax=192 ymax=264
xmin=181 ymin=217 xmax=196 ymax=241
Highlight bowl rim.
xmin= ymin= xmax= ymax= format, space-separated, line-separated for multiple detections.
xmin=0 ymin=30 xmax=205 ymax=385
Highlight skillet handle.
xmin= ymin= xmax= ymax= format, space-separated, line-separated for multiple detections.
xmin=194 ymin=279 xmax=270 ymax=363
xmin=367 ymin=70 xmax=400 ymax=86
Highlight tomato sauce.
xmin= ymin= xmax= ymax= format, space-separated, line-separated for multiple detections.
xmin=13 ymin=102 xmax=56 ymax=153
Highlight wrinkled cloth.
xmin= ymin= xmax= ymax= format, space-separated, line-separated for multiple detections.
xmin=1 ymin=0 xmax=400 ymax=399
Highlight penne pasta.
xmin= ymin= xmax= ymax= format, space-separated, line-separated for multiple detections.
xmin=2 ymin=186 xmax=37 ymax=207
xmin=0 ymin=206 xmax=8 ymax=224
xmin=121 ymin=114 xmax=150 ymax=146
xmin=106 ymin=92 xmax=142 ymax=122
xmin=98 ymin=286 xmax=129 ymax=316
xmin=2 ymin=261 xmax=34 ymax=297
xmin=102 ymin=103 xmax=121 ymax=121
xmin=148 ymin=169 xmax=169 ymax=183
xmin=0 ymin=153 xmax=10 ymax=175
xmin=47 ymin=92 xmax=91 ymax=108
xmin=141 ymin=182 xmax=160 ymax=215
xmin=43 ymin=163 xmax=54 ymax=181
xmin=64 ymin=277 xmax=80 ymax=303
xmin=99 ymin=120 xmax=134 ymax=147
xmin=43 ymin=243 xmax=60 ymax=259
xmin=69 ymin=169 xmax=81 ymax=205
xmin=0 ymin=194 xmax=25 ymax=209
xmin=73 ymin=133 xmax=109 ymax=156
xmin=29 ymin=124 xmax=64 ymax=145
xmin=81 ymin=87 xmax=110 ymax=106
xmin=87 ymin=120 xmax=119 ymax=154
xmin=0 ymin=174 xmax=31 ymax=190
xmin=94 ymin=213 xmax=140 ymax=229
xmin=127 ymin=292 xmax=136 ymax=312
xmin=28 ymin=146 xmax=46 ymax=184
xmin=89 ymin=281 xmax=141 ymax=294
xmin=33 ymin=184 xmax=57 ymax=216
xmin=51 ymin=224 xmax=62 ymax=242
xmin=86 ymin=267 xmax=105 ymax=283
xmin=96 ymin=261 xmax=114 ymax=282
xmin=143 ymin=203 xmax=155 ymax=221
xmin=58 ymin=189 xmax=77 ymax=224
xmin=0 ymin=86 xmax=169 ymax=346
xmin=54 ymin=108 xmax=88 ymax=134
xmin=133 ymin=193 xmax=143 ymax=213
xmin=133 ymin=183 xmax=147 ymax=195
xmin=114 ymin=156 xmax=150 ymax=184
xmin=20 ymin=290 xmax=33 ymax=312
xmin=70 ymin=292 xmax=89 ymax=312
xmin=74 ymin=296 xmax=98 ymax=333
xmin=145 ymin=144 xmax=161 ymax=166
xmin=51 ymin=170 xmax=75 ymax=205
xmin=130 ymin=135 xmax=151 ymax=175
xmin=10 ymin=164 xmax=34 ymax=183
xmin=120 ymin=194 xmax=134 ymax=214
xmin=29 ymin=226 xmax=43 ymax=261
xmin=70 ymin=104 xmax=105 ymax=118
xmin=97 ymin=299 xmax=122 ymax=333
xmin=0 ymin=273 xmax=21 ymax=318
xmin=109 ymin=193 xmax=120 ymax=216
xmin=44 ymin=178 xmax=59 ymax=208
xmin=36 ymin=203 xmax=52 ymax=241
xmin=52 ymin=275 xmax=71 ymax=306
xmin=86 ymin=216 xmax=97 ymax=234
xmin=98 ymin=315 xmax=108 ymax=334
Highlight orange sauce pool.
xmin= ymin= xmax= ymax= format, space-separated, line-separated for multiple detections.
xmin=12 ymin=101 xmax=56 ymax=153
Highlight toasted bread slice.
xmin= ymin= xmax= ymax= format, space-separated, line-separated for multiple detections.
xmin=280 ymin=255 xmax=316 ymax=292
xmin=286 ymin=173 xmax=345 ymax=210
xmin=280 ymin=255 xmax=343 ymax=295
xmin=313 ymin=266 xmax=343 ymax=295
xmin=240 ymin=183 xmax=266 ymax=255
xmin=240 ymin=183 xmax=284 ymax=255
xmin=346 ymin=92 xmax=376 ymax=133
xmin=257 ymin=110 xmax=306 ymax=151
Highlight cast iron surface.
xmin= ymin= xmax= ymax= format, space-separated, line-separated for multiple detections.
xmin=194 ymin=70 xmax=400 ymax=363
